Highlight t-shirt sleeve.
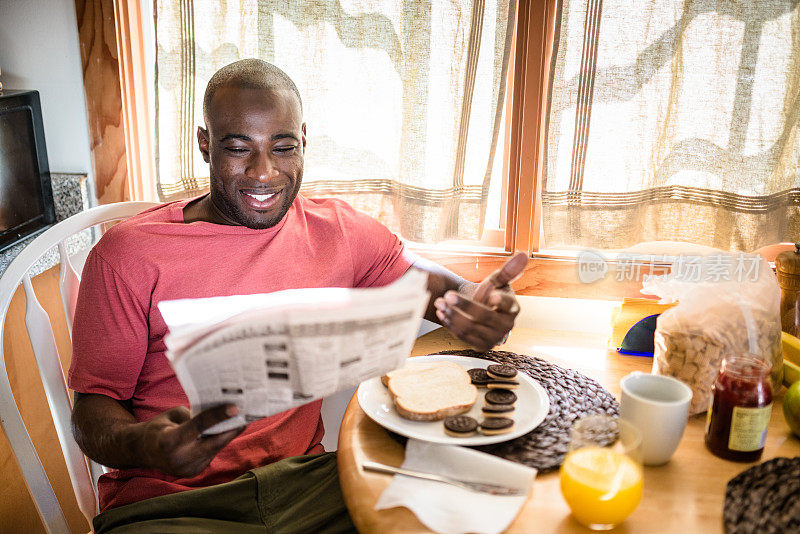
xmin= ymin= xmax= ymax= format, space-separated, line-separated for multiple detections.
xmin=343 ymin=206 xmax=413 ymax=288
xmin=67 ymin=248 xmax=149 ymax=400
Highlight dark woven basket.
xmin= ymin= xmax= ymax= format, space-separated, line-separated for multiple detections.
xmin=723 ymin=456 xmax=800 ymax=534
xmin=433 ymin=349 xmax=619 ymax=472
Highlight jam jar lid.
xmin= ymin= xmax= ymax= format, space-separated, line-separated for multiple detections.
xmin=721 ymin=354 xmax=772 ymax=380
xmin=776 ymin=243 xmax=800 ymax=276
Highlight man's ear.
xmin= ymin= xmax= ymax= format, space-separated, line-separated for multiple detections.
xmin=301 ymin=123 xmax=307 ymax=150
xmin=197 ymin=127 xmax=210 ymax=163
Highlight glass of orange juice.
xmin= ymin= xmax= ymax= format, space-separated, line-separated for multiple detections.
xmin=560 ymin=414 xmax=643 ymax=530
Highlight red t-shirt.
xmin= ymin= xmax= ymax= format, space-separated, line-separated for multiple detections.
xmin=67 ymin=194 xmax=412 ymax=511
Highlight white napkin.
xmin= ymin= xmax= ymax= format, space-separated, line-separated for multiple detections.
xmin=374 ymin=439 xmax=536 ymax=534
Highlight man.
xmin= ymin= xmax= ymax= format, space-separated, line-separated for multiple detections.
xmin=69 ymin=59 xmax=526 ymax=533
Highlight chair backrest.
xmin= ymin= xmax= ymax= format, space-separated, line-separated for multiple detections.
xmin=0 ymin=201 xmax=160 ymax=534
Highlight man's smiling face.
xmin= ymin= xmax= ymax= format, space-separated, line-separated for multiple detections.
xmin=198 ymin=85 xmax=306 ymax=229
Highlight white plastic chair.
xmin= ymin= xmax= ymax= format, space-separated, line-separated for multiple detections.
xmin=0 ymin=201 xmax=159 ymax=534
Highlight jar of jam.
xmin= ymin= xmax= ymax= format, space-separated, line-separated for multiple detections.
xmin=705 ymin=355 xmax=772 ymax=462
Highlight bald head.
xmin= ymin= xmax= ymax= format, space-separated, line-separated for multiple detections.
xmin=203 ymin=59 xmax=302 ymax=123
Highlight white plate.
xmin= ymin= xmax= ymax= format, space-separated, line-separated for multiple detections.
xmin=357 ymin=354 xmax=550 ymax=446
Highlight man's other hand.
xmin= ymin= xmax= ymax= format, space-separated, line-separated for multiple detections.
xmin=138 ymin=404 xmax=245 ymax=478
xmin=71 ymin=393 xmax=245 ymax=477
xmin=433 ymin=252 xmax=527 ymax=351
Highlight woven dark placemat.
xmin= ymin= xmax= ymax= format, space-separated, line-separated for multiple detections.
xmin=434 ymin=349 xmax=619 ymax=472
xmin=723 ymin=456 xmax=800 ymax=534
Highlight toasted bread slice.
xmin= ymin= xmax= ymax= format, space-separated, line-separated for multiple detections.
xmin=387 ymin=361 xmax=478 ymax=421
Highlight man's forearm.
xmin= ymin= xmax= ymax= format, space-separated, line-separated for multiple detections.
xmin=409 ymin=258 xmax=477 ymax=322
xmin=71 ymin=392 xmax=150 ymax=469
xmin=409 ymin=252 xmax=526 ymax=350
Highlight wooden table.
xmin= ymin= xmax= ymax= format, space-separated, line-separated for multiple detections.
xmin=337 ymin=326 xmax=800 ymax=533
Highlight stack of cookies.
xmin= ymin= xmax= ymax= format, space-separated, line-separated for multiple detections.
xmin=443 ymin=364 xmax=518 ymax=437
xmin=480 ymin=364 xmax=517 ymax=435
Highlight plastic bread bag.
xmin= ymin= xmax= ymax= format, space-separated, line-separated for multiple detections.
xmin=641 ymin=254 xmax=782 ymax=415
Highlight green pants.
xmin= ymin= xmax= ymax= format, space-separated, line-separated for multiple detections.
xmin=93 ymin=452 xmax=357 ymax=533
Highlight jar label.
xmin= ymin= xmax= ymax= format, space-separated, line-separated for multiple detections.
xmin=728 ymin=404 xmax=772 ymax=452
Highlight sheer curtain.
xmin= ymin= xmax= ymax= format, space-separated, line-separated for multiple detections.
xmin=154 ymin=0 xmax=514 ymax=243
xmin=543 ymin=0 xmax=800 ymax=252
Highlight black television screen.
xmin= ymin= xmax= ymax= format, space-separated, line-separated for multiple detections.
xmin=0 ymin=90 xmax=55 ymax=252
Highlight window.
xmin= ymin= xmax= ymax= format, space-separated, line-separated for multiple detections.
xmin=153 ymin=0 xmax=517 ymax=246
xmin=540 ymin=0 xmax=800 ymax=253
xmin=94 ymin=1 xmax=798 ymax=297
xmin=84 ymin=0 xmax=557 ymax=255
xmin=83 ymin=0 xmax=563 ymax=291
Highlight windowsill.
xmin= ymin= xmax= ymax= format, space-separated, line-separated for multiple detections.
xmin=406 ymin=244 xmax=721 ymax=263
xmin=407 ymin=243 xmax=510 ymax=257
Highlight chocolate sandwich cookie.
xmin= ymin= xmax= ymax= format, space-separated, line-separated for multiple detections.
xmin=467 ymin=368 xmax=491 ymax=387
xmin=481 ymin=404 xmax=515 ymax=418
xmin=487 ymin=380 xmax=519 ymax=390
xmin=443 ymin=415 xmax=479 ymax=437
xmin=487 ymin=364 xmax=517 ymax=381
xmin=480 ymin=417 xmax=515 ymax=435
xmin=484 ymin=388 xmax=517 ymax=405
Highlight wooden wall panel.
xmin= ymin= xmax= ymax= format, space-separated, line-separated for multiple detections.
xmin=75 ymin=0 xmax=129 ymax=205
xmin=418 ymin=251 xmax=654 ymax=300
xmin=0 ymin=267 xmax=89 ymax=533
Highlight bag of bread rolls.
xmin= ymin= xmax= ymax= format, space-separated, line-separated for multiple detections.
xmin=642 ymin=254 xmax=782 ymax=416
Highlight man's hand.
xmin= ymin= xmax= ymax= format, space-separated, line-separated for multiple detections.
xmin=432 ymin=252 xmax=528 ymax=351
xmin=136 ymin=404 xmax=245 ymax=478
xmin=71 ymin=392 xmax=244 ymax=478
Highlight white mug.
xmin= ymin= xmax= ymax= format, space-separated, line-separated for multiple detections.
xmin=619 ymin=372 xmax=693 ymax=466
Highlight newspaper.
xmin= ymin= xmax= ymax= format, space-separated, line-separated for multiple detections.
xmin=158 ymin=270 xmax=430 ymax=434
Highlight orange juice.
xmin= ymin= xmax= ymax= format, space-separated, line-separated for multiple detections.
xmin=560 ymin=446 xmax=643 ymax=528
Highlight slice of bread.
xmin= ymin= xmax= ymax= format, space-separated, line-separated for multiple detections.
xmin=386 ymin=361 xmax=478 ymax=421
xmin=381 ymin=362 xmax=443 ymax=387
